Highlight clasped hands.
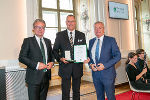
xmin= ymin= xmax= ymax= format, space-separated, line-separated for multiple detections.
xmin=90 ymin=63 xmax=105 ymax=71
xmin=60 ymin=57 xmax=90 ymax=64
xmin=38 ymin=62 xmax=54 ymax=70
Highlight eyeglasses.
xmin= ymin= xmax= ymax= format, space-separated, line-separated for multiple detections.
xmin=140 ymin=53 xmax=144 ymax=54
xmin=34 ymin=26 xmax=45 ymax=30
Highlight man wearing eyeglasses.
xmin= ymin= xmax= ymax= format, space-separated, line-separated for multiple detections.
xmin=19 ymin=19 xmax=54 ymax=100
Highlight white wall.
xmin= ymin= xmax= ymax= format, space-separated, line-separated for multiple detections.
xmin=0 ymin=0 xmax=27 ymax=60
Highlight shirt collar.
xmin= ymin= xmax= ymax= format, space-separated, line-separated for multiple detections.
xmin=67 ymin=29 xmax=75 ymax=39
xmin=35 ymin=35 xmax=43 ymax=41
xmin=96 ymin=35 xmax=104 ymax=41
xmin=67 ymin=29 xmax=75 ymax=34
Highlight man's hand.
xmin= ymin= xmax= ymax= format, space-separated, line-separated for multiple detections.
xmin=47 ymin=62 xmax=54 ymax=69
xmin=96 ymin=63 xmax=105 ymax=71
xmin=90 ymin=64 xmax=97 ymax=71
xmin=38 ymin=62 xmax=47 ymax=70
xmin=60 ymin=58 xmax=69 ymax=64
xmin=141 ymin=67 xmax=147 ymax=75
xmin=84 ymin=58 xmax=90 ymax=63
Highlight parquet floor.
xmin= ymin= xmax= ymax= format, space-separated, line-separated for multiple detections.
xmin=47 ymin=81 xmax=130 ymax=100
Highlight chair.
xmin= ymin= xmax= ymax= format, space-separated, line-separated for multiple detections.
xmin=126 ymin=73 xmax=150 ymax=100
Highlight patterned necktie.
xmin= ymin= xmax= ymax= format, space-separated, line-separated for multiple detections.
xmin=70 ymin=32 xmax=73 ymax=48
xmin=40 ymin=38 xmax=47 ymax=72
xmin=95 ymin=39 xmax=100 ymax=65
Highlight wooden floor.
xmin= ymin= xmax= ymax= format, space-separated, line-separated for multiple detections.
xmin=46 ymin=81 xmax=130 ymax=100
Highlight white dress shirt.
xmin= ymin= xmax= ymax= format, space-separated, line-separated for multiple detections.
xmin=67 ymin=29 xmax=75 ymax=44
xmin=35 ymin=35 xmax=48 ymax=69
xmin=91 ymin=35 xmax=104 ymax=64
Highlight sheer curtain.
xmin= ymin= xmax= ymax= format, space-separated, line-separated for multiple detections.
xmin=93 ymin=0 xmax=105 ymax=23
xmin=77 ymin=0 xmax=106 ymax=40
xmin=92 ymin=0 xmax=107 ymax=35
xmin=26 ymin=0 xmax=39 ymax=37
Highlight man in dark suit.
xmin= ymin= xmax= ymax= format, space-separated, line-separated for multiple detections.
xmin=53 ymin=15 xmax=86 ymax=100
xmin=88 ymin=21 xmax=121 ymax=100
xmin=19 ymin=19 xmax=54 ymax=100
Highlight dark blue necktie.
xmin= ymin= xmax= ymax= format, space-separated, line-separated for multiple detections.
xmin=95 ymin=39 xmax=100 ymax=65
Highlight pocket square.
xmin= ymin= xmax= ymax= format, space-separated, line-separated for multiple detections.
xmin=78 ymin=39 xmax=83 ymax=42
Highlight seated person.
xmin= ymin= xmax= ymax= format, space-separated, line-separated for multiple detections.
xmin=135 ymin=49 xmax=150 ymax=78
xmin=126 ymin=52 xmax=150 ymax=90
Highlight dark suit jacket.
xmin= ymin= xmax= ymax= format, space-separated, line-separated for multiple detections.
xmin=53 ymin=29 xmax=86 ymax=79
xmin=19 ymin=36 xmax=54 ymax=85
xmin=126 ymin=64 xmax=150 ymax=90
xmin=135 ymin=58 xmax=150 ymax=78
xmin=88 ymin=35 xmax=121 ymax=79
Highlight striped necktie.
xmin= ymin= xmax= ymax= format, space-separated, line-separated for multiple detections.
xmin=70 ymin=32 xmax=73 ymax=48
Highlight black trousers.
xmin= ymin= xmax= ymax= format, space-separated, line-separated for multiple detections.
xmin=28 ymin=82 xmax=49 ymax=100
xmin=62 ymin=77 xmax=81 ymax=100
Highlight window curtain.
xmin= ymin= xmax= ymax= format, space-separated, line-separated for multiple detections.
xmin=93 ymin=0 xmax=106 ymax=24
xmin=26 ymin=0 xmax=39 ymax=37
xmin=76 ymin=0 xmax=106 ymax=41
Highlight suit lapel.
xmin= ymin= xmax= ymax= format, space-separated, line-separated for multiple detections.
xmin=63 ymin=30 xmax=71 ymax=47
xmin=74 ymin=30 xmax=78 ymax=45
xmin=43 ymin=38 xmax=50 ymax=63
xmin=43 ymin=38 xmax=49 ymax=53
xmin=32 ymin=36 xmax=42 ymax=56
xmin=90 ymin=38 xmax=96 ymax=51
xmin=74 ymin=30 xmax=85 ymax=45
xmin=99 ymin=36 xmax=106 ymax=60
xmin=33 ymin=36 xmax=40 ymax=50
xmin=89 ymin=38 xmax=96 ymax=64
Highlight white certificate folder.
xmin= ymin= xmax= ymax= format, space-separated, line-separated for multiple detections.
xmin=74 ymin=45 xmax=87 ymax=63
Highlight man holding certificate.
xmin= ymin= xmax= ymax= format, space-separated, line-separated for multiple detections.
xmin=88 ymin=21 xmax=121 ymax=100
xmin=53 ymin=15 xmax=87 ymax=100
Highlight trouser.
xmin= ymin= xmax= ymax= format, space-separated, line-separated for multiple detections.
xmin=28 ymin=82 xmax=49 ymax=100
xmin=61 ymin=77 xmax=81 ymax=100
xmin=93 ymin=75 xmax=116 ymax=100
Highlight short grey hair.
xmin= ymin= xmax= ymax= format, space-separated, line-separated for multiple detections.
xmin=33 ymin=19 xmax=46 ymax=28
xmin=94 ymin=21 xmax=104 ymax=26
xmin=66 ymin=15 xmax=76 ymax=21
